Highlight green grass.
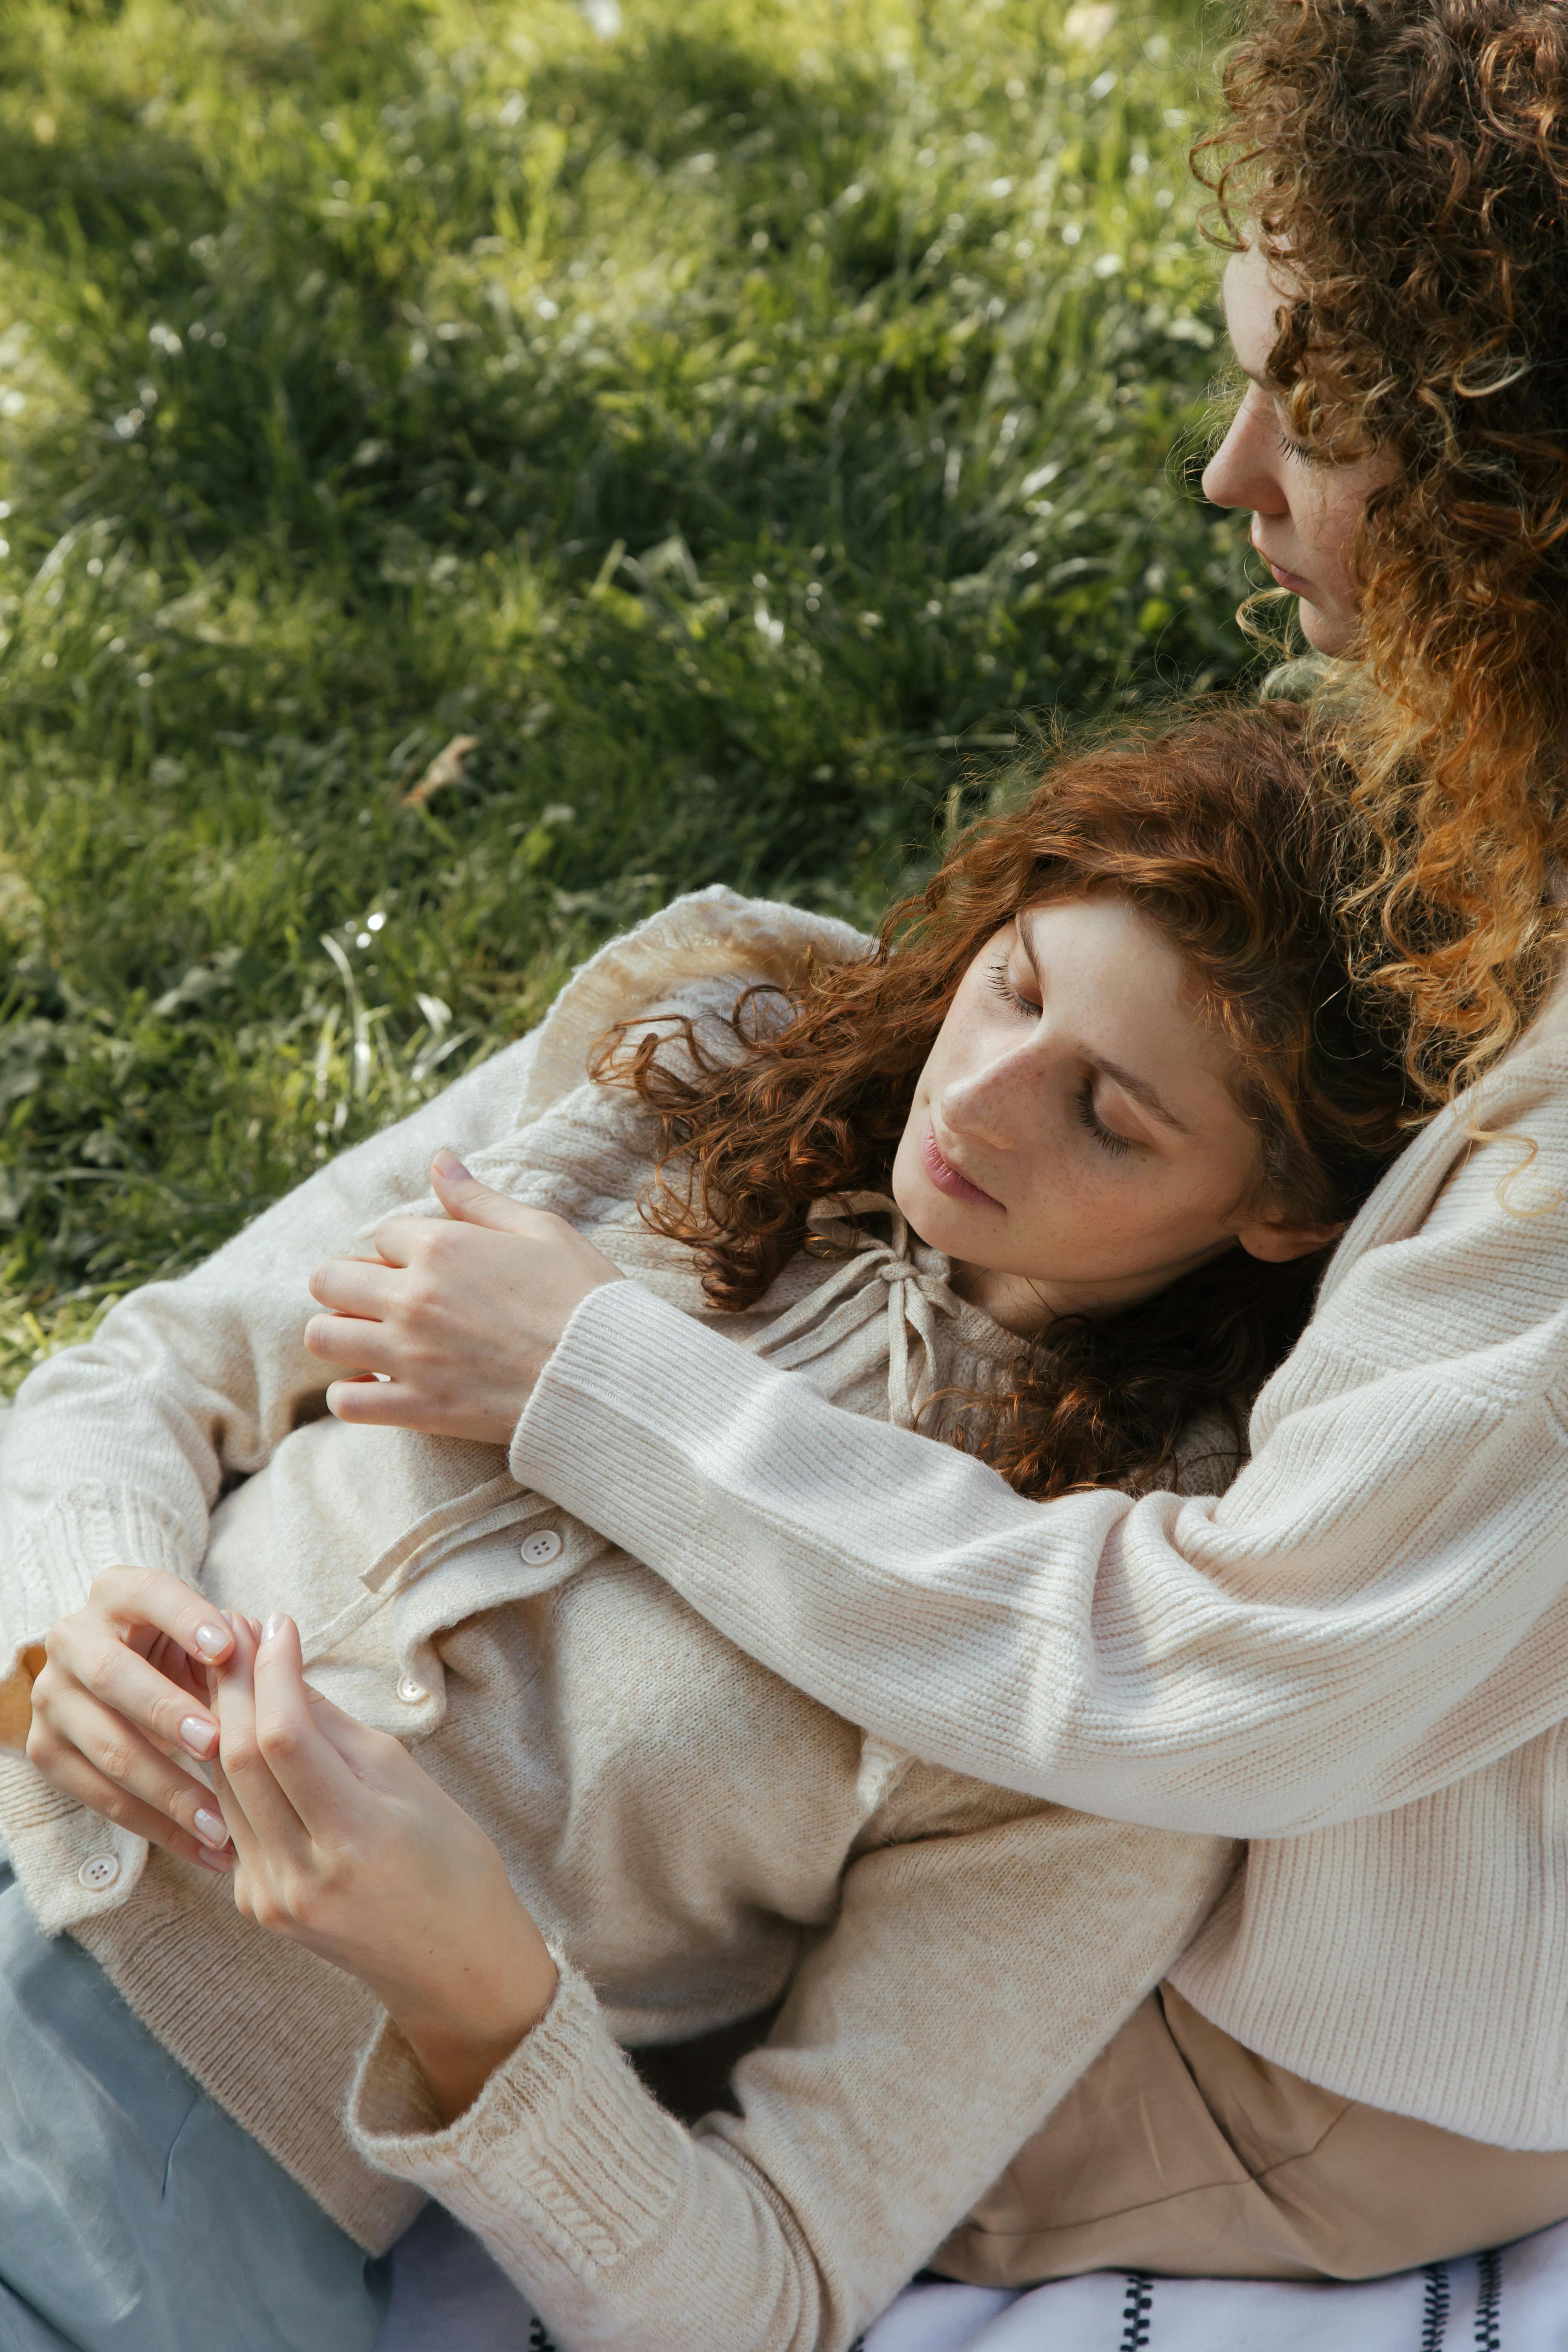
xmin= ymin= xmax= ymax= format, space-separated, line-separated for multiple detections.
xmin=0 ymin=0 xmax=1255 ymax=1387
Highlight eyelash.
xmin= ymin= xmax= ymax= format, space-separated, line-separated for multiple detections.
xmin=987 ymin=959 xmax=1039 ymax=1019
xmin=1074 ymin=1077 xmax=1135 ymax=1159
xmin=1277 ymin=429 xmax=1316 ymax=467
xmin=988 ymin=960 xmax=1136 ymax=1158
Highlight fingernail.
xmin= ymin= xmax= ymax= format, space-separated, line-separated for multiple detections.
xmin=433 ymin=1148 xmax=472 ymax=1181
xmin=262 ymin=1613 xmax=285 ymax=1644
xmin=193 ymin=1807 xmax=230 ymax=1848
xmin=192 ymin=1624 xmax=229 ymax=1660
xmin=195 ymin=1847 xmax=233 ymax=1874
xmin=179 ymin=1715 xmax=217 ymax=1758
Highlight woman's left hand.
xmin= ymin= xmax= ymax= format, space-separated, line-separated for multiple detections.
xmin=209 ymin=1613 xmax=558 ymax=2123
xmin=304 ymin=1151 xmax=623 ymax=1444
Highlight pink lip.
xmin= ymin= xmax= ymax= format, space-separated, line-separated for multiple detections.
xmin=1255 ymin=539 xmax=1314 ymax=597
xmin=919 ymin=1118 xmax=1003 ymax=1210
xmin=1267 ymin=560 xmax=1315 ymax=595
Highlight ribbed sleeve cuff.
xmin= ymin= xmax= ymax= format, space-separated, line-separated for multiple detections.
xmin=348 ymin=1959 xmax=688 ymax=2278
xmin=3 ymin=1492 xmax=197 ymax=1677
xmin=508 ymin=1280 xmax=727 ymax=1558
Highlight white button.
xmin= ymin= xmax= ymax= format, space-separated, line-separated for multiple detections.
xmin=520 ymin=1528 xmax=563 ymax=1568
xmin=77 ymin=1854 xmax=120 ymax=1893
xmin=395 ymin=1675 xmax=427 ymax=1705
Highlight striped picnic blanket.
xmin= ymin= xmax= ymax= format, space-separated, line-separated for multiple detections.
xmin=377 ymin=2202 xmax=1566 ymax=2350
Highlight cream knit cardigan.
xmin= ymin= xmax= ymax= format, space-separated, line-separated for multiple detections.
xmin=0 ymin=890 xmax=1228 ymax=2352
xmin=509 ymin=934 xmax=1568 ymax=2155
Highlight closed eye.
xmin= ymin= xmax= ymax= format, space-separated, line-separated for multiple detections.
xmin=1074 ymin=1075 xmax=1136 ymax=1158
xmin=986 ymin=955 xmax=1040 ymax=1018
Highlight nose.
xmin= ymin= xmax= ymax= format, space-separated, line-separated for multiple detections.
xmin=1200 ymin=391 xmax=1289 ymax=520
xmin=938 ymin=1035 xmax=1038 ymax=1152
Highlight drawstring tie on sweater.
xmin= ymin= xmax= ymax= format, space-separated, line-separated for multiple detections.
xmin=753 ymin=1194 xmax=963 ymax=1432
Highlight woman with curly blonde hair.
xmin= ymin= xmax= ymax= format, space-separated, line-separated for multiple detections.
xmin=1201 ymin=0 xmax=1568 ymax=1099
xmin=21 ymin=0 xmax=1568 ymax=2315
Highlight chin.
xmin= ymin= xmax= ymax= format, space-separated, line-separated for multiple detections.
xmin=896 ymin=1180 xmax=972 ymax=1262
xmin=889 ymin=1173 xmax=928 ymax=1244
xmin=1296 ymin=597 xmax=1355 ymax=658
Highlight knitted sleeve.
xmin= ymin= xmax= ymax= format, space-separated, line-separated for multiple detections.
xmin=509 ymin=1047 xmax=1568 ymax=1837
xmin=348 ymin=1788 xmax=1231 ymax=2352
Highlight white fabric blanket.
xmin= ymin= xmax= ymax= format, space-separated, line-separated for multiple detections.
xmin=376 ymin=2199 xmax=1565 ymax=2349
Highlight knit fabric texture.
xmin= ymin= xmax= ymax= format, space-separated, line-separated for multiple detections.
xmin=0 ymin=888 xmax=1230 ymax=2352
xmin=508 ymin=936 xmax=1568 ymax=2157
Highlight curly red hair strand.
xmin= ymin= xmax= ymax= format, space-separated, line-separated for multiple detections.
xmin=1196 ymin=0 xmax=1568 ymax=1093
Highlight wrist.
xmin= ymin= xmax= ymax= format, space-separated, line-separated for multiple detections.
xmin=382 ymin=1950 xmax=559 ymax=2127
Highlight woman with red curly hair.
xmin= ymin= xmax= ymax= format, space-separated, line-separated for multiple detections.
xmin=279 ymin=0 xmax=1568 ymax=2291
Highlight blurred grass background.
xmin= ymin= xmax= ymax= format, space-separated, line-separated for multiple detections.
xmin=0 ymin=0 xmax=1253 ymax=1384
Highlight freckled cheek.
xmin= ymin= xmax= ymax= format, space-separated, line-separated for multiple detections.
xmin=1303 ymin=482 xmax=1369 ymax=594
xmin=1011 ymin=1151 xmax=1106 ymax=1234
xmin=1039 ymin=1172 xmax=1185 ymax=1258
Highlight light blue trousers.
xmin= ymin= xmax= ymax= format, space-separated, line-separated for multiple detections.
xmin=0 ymin=1864 xmax=388 ymax=2352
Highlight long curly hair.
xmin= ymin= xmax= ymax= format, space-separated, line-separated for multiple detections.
xmin=595 ymin=704 xmax=1415 ymax=1500
xmin=1195 ymin=0 xmax=1568 ymax=1096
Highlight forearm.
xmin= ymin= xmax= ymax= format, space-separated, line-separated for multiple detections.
xmin=371 ymin=1929 xmax=560 ymax=2129
xmin=354 ymin=1969 xmax=840 ymax=2352
xmin=351 ymin=1808 xmax=1230 ymax=2352
xmin=510 ymin=1268 xmax=1568 ymax=1834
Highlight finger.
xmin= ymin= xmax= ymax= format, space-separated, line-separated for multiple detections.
xmin=430 ymin=1151 xmax=534 ymax=1233
xmin=211 ymin=1617 xmax=309 ymax=1863
xmin=47 ymin=1623 xmax=222 ymax=1764
xmin=143 ymin=1633 xmax=214 ymax=1709
xmin=25 ymin=1725 xmax=232 ymax=1872
xmin=250 ymin=1615 xmax=360 ymax=1837
xmin=29 ymin=1681 xmax=232 ymax=1849
xmin=304 ymin=1311 xmax=400 ymax=1374
xmin=325 ymin=1376 xmax=441 ymax=1430
xmin=82 ymin=1566 xmax=233 ymax=1672
xmin=306 ymin=1254 xmax=400 ymax=1316
xmin=365 ymin=1214 xmax=431 ymax=1271
xmin=301 ymin=1678 xmax=392 ymax=1771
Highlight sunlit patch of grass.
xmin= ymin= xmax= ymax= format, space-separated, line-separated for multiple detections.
xmin=0 ymin=0 xmax=1251 ymax=1381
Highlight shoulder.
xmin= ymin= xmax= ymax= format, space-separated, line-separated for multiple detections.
xmin=521 ymin=887 xmax=873 ymax=1121
xmin=1250 ymin=1043 xmax=1568 ymax=1435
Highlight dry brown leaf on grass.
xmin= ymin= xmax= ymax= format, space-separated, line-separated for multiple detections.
xmin=401 ymin=733 xmax=480 ymax=806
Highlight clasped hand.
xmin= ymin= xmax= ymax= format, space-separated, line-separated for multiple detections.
xmin=302 ymin=1148 xmax=623 ymax=1445
xmin=27 ymin=1155 xmax=619 ymax=1868
xmin=209 ymin=1610 xmax=557 ymax=2122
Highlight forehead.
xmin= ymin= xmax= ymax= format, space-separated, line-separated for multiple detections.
xmin=1015 ymin=894 xmax=1197 ymax=1011
xmin=1012 ymin=897 xmax=1243 ymax=1097
xmin=1221 ymin=243 xmax=1295 ymax=381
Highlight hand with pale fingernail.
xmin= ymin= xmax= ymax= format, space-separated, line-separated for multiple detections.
xmin=210 ymin=1611 xmax=557 ymax=2123
xmin=27 ymin=1568 xmax=237 ymax=1871
xmin=302 ymin=1150 xmax=623 ymax=1444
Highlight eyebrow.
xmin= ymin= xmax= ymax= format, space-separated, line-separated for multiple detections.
xmin=1091 ymin=1054 xmax=1193 ymax=1137
xmin=1011 ymin=916 xmax=1194 ymax=1136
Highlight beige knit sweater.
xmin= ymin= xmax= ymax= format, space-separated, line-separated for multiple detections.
xmin=0 ymin=890 xmax=1228 ymax=2352
xmin=508 ymin=936 xmax=1568 ymax=2156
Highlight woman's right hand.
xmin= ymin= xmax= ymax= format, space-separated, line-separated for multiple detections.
xmin=25 ymin=1568 xmax=239 ymax=1871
